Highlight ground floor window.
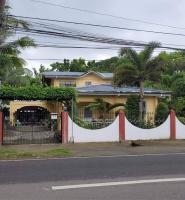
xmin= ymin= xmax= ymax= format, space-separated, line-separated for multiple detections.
xmin=84 ymin=107 xmax=92 ymax=119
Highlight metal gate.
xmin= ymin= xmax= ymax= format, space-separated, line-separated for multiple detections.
xmin=3 ymin=108 xmax=61 ymax=145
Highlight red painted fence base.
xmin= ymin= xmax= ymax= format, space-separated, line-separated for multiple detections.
xmin=0 ymin=112 xmax=3 ymax=145
xmin=170 ymin=110 xmax=176 ymax=140
xmin=61 ymin=112 xmax=68 ymax=144
xmin=119 ymin=111 xmax=125 ymax=142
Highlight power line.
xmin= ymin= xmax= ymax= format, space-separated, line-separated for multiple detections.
xmin=10 ymin=15 xmax=185 ymax=38
xmin=28 ymin=0 xmax=185 ymax=31
xmin=10 ymin=25 xmax=185 ymax=51
xmin=11 ymin=17 xmax=185 ymax=49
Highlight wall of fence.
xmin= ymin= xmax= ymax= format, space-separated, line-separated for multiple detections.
xmin=125 ymin=116 xmax=170 ymax=140
xmin=68 ymin=117 xmax=119 ymax=143
xmin=176 ymin=117 xmax=185 ymax=139
xmin=59 ymin=110 xmax=180 ymax=143
xmin=1 ymin=110 xmax=185 ymax=145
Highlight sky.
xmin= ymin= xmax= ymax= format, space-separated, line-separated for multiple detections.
xmin=8 ymin=0 xmax=185 ymax=70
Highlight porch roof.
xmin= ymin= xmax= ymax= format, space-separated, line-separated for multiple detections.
xmin=76 ymin=84 xmax=171 ymax=97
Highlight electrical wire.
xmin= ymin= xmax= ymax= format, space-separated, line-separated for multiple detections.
xmin=27 ymin=0 xmax=185 ymax=30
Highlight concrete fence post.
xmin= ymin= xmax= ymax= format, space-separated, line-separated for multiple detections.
xmin=170 ymin=110 xmax=176 ymax=140
xmin=0 ymin=112 xmax=3 ymax=145
xmin=119 ymin=111 xmax=125 ymax=142
xmin=61 ymin=112 xmax=69 ymax=144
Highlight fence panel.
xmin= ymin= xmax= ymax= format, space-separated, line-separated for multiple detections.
xmin=3 ymin=112 xmax=61 ymax=145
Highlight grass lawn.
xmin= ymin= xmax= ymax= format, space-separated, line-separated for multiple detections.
xmin=0 ymin=147 xmax=73 ymax=160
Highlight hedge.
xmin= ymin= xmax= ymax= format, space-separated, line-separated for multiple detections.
xmin=0 ymin=86 xmax=76 ymax=101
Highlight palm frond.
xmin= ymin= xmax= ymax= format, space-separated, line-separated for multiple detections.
xmin=17 ymin=37 xmax=36 ymax=48
xmin=7 ymin=16 xmax=29 ymax=29
xmin=140 ymin=42 xmax=160 ymax=66
xmin=0 ymin=37 xmax=36 ymax=55
xmin=10 ymin=56 xmax=26 ymax=67
xmin=119 ymin=48 xmax=141 ymax=70
xmin=107 ymin=103 xmax=125 ymax=112
xmin=113 ymin=65 xmax=139 ymax=86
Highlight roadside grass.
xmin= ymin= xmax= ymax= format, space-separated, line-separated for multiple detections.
xmin=0 ymin=147 xmax=73 ymax=160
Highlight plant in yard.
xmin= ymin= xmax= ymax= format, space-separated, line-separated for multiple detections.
xmin=113 ymin=42 xmax=162 ymax=120
xmin=124 ymin=95 xmax=140 ymax=124
xmin=155 ymin=102 xmax=169 ymax=126
xmin=85 ymin=98 xmax=124 ymax=125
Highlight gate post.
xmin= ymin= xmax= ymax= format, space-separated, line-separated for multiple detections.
xmin=0 ymin=112 xmax=3 ymax=145
xmin=170 ymin=110 xmax=176 ymax=140
xmin=119 ymin=111 xmax=125 ymax=142
xmin=61 ymin=112 xmax=68 ymax=144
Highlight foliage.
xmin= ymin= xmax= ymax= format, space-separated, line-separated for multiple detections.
xmin=0 ymin=86 xmax=76 ymax=101
xmin=0 ymin=5 xmax=36 ymax=85
xmin=178 ymin=117 xmax=185 ymax=125
xmin=85 ymin=98 xmax=124 ymax=119
xmin=92 ymin=57 xmax=121 ymax=72
xmin=50 ymin=58 xmax=89 ymax=72
xmin=155 ymin=102 xmax=169 ymax=126
xmin=171 ymin=76 xmax=185 ymax=98
xmin=125 ymin=95 xmax=140 ymax=123
xmin=73 ymin=116 xmax=98 ymax=129
xmin=113 ymin=42 xmax=162 ymax=119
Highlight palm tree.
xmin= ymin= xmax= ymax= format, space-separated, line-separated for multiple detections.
xmin=0 ymin=4 xmax=35 ymax=84
xmin=113 ymin=42 xmax=162 ymax=120
xmin=85 ymin=98 xmax=125 ymax=124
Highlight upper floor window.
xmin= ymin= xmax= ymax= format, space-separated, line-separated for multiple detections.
xmin=60 ymin=81 xmax=76 ymax=87
xmin=85 ymin=81 xmax=92 ymax=86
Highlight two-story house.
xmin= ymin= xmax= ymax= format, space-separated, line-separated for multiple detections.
xmin=9 ymin=71 xmax=171 ymax=125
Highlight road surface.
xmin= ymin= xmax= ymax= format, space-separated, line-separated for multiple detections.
xmin=1 ymin=153 xmax=185 ymax=199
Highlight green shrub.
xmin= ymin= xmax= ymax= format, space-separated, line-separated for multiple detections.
xmin=155 ymin=102 xmax=169 ymax=126
xmin=0 ymin=85 xmax=76 ymax=101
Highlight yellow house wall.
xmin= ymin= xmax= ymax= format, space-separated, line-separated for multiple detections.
xmin=77 ymin=95 xmax=158 ymax=116
xmin=76 ymin=74 xmax=111 ymax=87
xmin=9 ymin=101 xmax=64 ymax=125
xmin=77 ymin=95 xmax=127 ymax=105
xmin=51 ymin=78 xmax=76 ymax=87
xmin=51 ymin=73 xmax=112 ymax=87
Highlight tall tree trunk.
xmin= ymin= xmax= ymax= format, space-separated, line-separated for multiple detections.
xmin=139 ymin=81 xmax=144 ymax=121
xmin=0 ymin=0 xmax=6 ymax=44
xmin=0 ymin=0 xmax=6 ymax=13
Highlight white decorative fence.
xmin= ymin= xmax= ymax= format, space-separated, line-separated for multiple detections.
xmin=125 ymin=116 xmax=170 ymax=140
xmin=60 ymin=111 xmax=185 ymax=143
xmin=176 ymin=117 xmax=185 ymax=139
xmin=68 ymin=117 xmax=119 ymax=143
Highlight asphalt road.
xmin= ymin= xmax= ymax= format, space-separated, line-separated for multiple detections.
xmin=1 ymin=153 xmax=185 ymax=199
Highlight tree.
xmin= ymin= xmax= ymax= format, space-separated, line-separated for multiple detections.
xmin=0 ymin=4 xmax=35 ymax=85
xmin=32 ymin=65 xmax=50 ymax=86
xmin=85 ymin=98 xmax=124 ymax=123
xmin=171 ymin=75 xmax=185 ymax=98
xmin=113 ymin=42 xmax=161 ymax=120
xmin=155 ymin=102 xmax=169 ymax=126
xmin=50 ymin=59 xmax=70 ymax=71
xmin=70 ymin=58 xmax=87 ymax=72
xmin=50 ymin=58 xmax=88 ymax=72
xmin=125 ymin=95 xmax=140 ymax=125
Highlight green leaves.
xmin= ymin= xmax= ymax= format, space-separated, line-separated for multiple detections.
xmin=113 ymin=64 xmax=139 ymax=86
xmin=0 ymin=86 xmax=76 ymax=101
xmin=119 ymin=47 xmax=141 ymax=69
xmin=139 ymin=42 xmax=160 ymax=65
xmin=115 ymin=41 xmax=161 ymax=87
